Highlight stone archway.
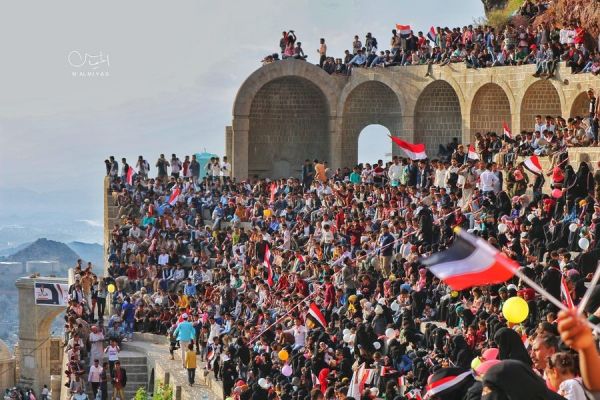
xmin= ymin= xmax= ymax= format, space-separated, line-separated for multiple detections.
xmin=247 ymin=76 xmax=330 ymax=178
xmin=415 ymin=81 xmax=462 ymax=157
xmin=520 ymin=80 xmax=562 ymax=132
xmin=470 ymin=83 xmax=512 ymax=141
xmin=570 ymin=92 xmax=590 ymax=118
xmin=340 ymin=81 xmax=401 ymax=168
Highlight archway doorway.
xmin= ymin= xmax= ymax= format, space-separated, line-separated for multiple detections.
xmin=358 ymin=125 xmax=392 ymax=166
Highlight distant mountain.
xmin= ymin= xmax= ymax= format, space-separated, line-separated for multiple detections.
xmin=67 ymin=241 xmax=104 ymax=267
xmin=0 ymin=241 xmax=31 ymax=257
xmin=7 ymin=238 xmax=80 ymax=265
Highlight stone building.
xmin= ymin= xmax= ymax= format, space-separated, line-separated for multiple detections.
xmin=227 ymin=59 xmax=598 ymax=179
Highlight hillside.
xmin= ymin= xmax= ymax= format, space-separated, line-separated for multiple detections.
xmin=67 ymin=241 xmax=104 ymax=267
xmin=6 ymin=238 xmax=80 ymax=265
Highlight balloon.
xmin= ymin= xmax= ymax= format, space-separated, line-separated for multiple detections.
xmin=278 ymin=350 xmax=289 ymax=361
xmin=578 ymin=237 xmax=590 ymax=251
xmin=385 ymin=328 xmax=396 ymax=339
xmin=471 ymin=357 xmax=482 ymax=370
xmin=343 ymin=334 xmax=352 ymax=343
xmin=527 ymin=214 xmax=535 ymax=222
xmin=569 ymin=223 xmax=578 ymax=232
xmin=373 ymin=342 xmax=381 ymax=350
xmin=390 ymin=302 xmax=399 ymax=312
xmin=450 ymin=290 xmax=459 ymax=298
xmin=498 ymin=223 xmax=508 ymax=234
xmin=552 ymin=189 xmax=562 ymax=199
xmin=343 ymin=329 xmax=350 ymax=336
xmin=263 ymin=209 xmax=272 ymax=218
xmin=502 ymin=296 xmax=529 ymax=324
xmin=281 ymin=364 xmax=292 ymax=377
xmin=107 ymin=284 xmax=116 ymax=293
xmin=482 ymin=348 xmax=499 ymax=361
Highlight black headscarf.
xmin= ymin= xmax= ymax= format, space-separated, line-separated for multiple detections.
xmin=493 ymin=328 xmax=532 ymax=366
xmin=482 ymin=360 xmax=566 ymax=399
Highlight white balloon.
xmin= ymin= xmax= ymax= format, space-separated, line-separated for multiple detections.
xmin=579 ymin=237 xmax=590 ymax=251
xmin=373 ymin=341 xmax=381 ymax=350
xmin=343 ymin=334 xmax=352 ymax=343
xmin=569 ymin=223 xmax=578 ymax=233
xmin=498 ymin=223 xmax=508 ymax=234
xmin=385 ymin=328 xmax=396 ymax=339
xmin=390 ymin=302 xmax=399 ymax=312
xmin=343 ymin=329 xmax=350 ymax=336
xmin=527 ymin=214 xmax=535 ymax=222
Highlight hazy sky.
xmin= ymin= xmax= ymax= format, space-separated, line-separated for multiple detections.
xmin=0 ymin=0 xmax=484 ymax=222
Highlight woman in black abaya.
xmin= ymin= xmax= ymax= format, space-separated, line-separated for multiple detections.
xmin=493 ymin=328 xmax=532 ymax=366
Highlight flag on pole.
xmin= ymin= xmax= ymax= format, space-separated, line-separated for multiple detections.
xmin=560 ymin=275 xmax=575 ymax=308
xmin=396 ymin=24 xmax=412 ymax=38
xmin=168 ymin=187 xmax=181 ymax=206
xmin=523 ymin=155 xmax=543 ymax=175
xmin=467 ymin=144 xmax=479 ymax=160
xmin=503 ymin=121 xmax=512 ymax=140
xmin=296 ymin=252 xmax=305 ymax=264
xmin=390 ymin=136 xmax=427 ymax=160
xmin=347 ymin=363 xmax=375 ymax=399
xmin=264 ymin=244 xmax=274 ymax=286
xmin=420 ymin=228 xmax=517 ymax=290
xmin=307 ymin=302 xmax=327 ymax=329
xmin=427 ymin=26 xmax=437 ymax=43
xmin=126 ymin=166 xmax=135 ymax=185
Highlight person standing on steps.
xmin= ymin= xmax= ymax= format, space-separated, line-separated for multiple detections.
xmin=100 ymin=361 xmax=109 ymax=400
xmin=104 ymin=339 xmax=120 ymax=376
xmin=174 ymin=313 xmax=196 ymax=369
xmin=110 ymin=361 xmax=127 ymax=400
xmin=88 ymin=359 xmax=103 ymax=399
xmin=185 ymin=343 xmax=197 ymax=386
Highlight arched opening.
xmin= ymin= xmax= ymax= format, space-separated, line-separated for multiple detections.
xmin=570 ymin=92 xmax=590 ymax=118
xmin=520 ymin=80 xmax=562 ymax=132
xmin=248 ymin=76 xmax=330 ymax=178
xmin=470 ymin=83 xmax=512 ymax=141
xmin=341 ymin=81 xmax=401 ymax=168
xmin=358 ymin=125 xmax=392 ymax=165
xmin=415 ymin=81 xmax=462 ymax=157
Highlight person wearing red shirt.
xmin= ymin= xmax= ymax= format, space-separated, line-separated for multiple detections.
xmin=294 ymin=274 xmax=309 ymax=297
xmin=323 ymin=276 xmax=336 ymax=314
xmin=347 ymin=219 xmax=364 ymax=256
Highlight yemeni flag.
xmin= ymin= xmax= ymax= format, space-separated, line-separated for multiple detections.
xmin=405 ymin=390 xmax=423 ymax=400
xmin=126 ymin=166 xmax=135 ymax=185
xmin=523 ymin=155 xmax=543 ymax=175
xmin=503 ymin=121 xmax=512 ymax=140
xmin=420 ymin=228 xmax=517 ymax=290
xmin=425 ymin=370 xmax=473 ymax=399
xmin=560 ymin=275 xmax=575 ymax=308
xmin=307 ymin=302 xmax=327 ymax=329
xmin=396 ymin=24 xmax=412 ymax=38
xmin=264 ymin=244 xmax=274 ymax=287
xmin=168 ymin=187 xmax=181 ymax=206
xmin=427 ymin=26 xmax=437 ymax=43
xmin=347 ymin=363 xmax=375 ymax=399
xmin=390 ymin=136 xmax=427 ymax=160
xmin=467 ymin=144 xmax=479 ymax=160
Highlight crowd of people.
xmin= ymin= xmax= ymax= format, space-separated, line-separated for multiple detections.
xmin=262 ymin=9 xmax=600 ymax=78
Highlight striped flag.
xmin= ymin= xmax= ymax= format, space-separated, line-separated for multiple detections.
xmin=307 ymin=302 xmax=327 ymax=329
xmin=427 ymin=26 xmax=437 ymax=43
xmin=347 ymin=363 xmax=375 ymax=399
xmin=420 ymin=228 xmax=517 ymax=290
xmin=396 ymin=24 xmax=412 ymax=38
xmin=503 ymin=121 xmax=512 ymax=140
xmin=168 ymin=187 xmax=181 ymax=206
xmin=425 ymin=370 xmax=472 ymax=398
xmin=523 ymin=155 xmax=543 ymax=175
xmin=560 ymin=275 xmax=575 ymax=308
xmin=126 ymin=166 xmax=135 ymax=185
xmin=405 ymin=389 xmax=423 ymax=400
xmin=264 ymin=244 xmax=274 ymax=287
xmin=390 ymin=136 xmax=427 ymax=160
xmin=467 ymin=144 xmax=479 ymax=160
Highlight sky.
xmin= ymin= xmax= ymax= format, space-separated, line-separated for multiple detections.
xmin=0 ymin=0 xmax=485 ymax=235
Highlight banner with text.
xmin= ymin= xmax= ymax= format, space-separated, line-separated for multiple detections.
xmin=34 ymin=282 xmax=69 ymax=307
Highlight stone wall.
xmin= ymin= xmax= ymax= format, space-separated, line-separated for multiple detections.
xmin=231 ymin=60 xmax=600 ymax=179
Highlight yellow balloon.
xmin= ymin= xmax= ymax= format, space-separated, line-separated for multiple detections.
xmin=471 ymin=357 xmax=481 ymax=370
xmin=450 ymin=290 xmax=459 ymax=298
xmin=278 ymin=349 xmax=289 ymax=361
xmin=107 ymin=284 xmax=116 ymax=293
xmin=263 ymin=209 xmax=272 ymax=218
xmin=502 ymin=296 xmax=529 ymax=324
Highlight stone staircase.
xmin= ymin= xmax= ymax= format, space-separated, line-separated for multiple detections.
xmin=85 ymin=351 xmax=148 ymax=400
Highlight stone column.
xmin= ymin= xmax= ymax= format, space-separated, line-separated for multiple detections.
xmin=225 ymin=126 xmax=233 ymax=162
xmin=329 ymin=116 xmax=343 ymax=170
xmin=232 ymin=117 xmax=249 ymax=181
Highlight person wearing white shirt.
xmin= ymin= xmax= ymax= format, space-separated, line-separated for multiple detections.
xmin=285 ymin=318 xmax=307 ymax=350
xmin=220 ymin=156 xmax=231 ymax=179
xmin=479 ymin=163 xmax=499 ymax=194
xmin=157 ymin=252 xmax=169 ymax=266
xmin=434 ymin=162 xmax=448 ymax=188
xmin=87 ymin=359 xmax=103 ymax=398
xmin=388 ymin=159 xmax=403 ymax=184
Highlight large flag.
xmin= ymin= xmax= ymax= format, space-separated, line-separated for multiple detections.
xmin=427 ymin=26 xmax=437 ymax=43
xmin=396 ymin=24 xmax=412 ymax=38
xmin=126 ymin=166 xmax=135 ymax=185
xmin=560 ymin=275 xmax=575 ymax=308
xmin=523 ymin=155 xmax=543 ymax=175
xmin=467 ymin=144 xmax=479 ymax=160
xmin=420 ymin=228 xmax=517 ymax=290
xmin=425 ymin=370 xmax=473 ymax=399
xmin=503 ymin=121 xmax=512 ymax=140
xmin=307 ymin=302 xmax=327 ymax=329
xmin=390 ymin=136 xmax=427 ymax=160
xmin=264 ymin=244 xmax=274 ymax=287
xmin=347 ymin=363 xmax=375 ymax=399
xmin=168 ymin=187 xmax=181 ymax=206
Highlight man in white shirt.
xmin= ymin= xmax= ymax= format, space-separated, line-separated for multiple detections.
xmin=87 ymin=359 xmax=103 ymax=398
xmin=157 ymin=251 xmax=169 ymax=266
xmin=285 ymin=317 xmax=307 ymax=350
xmin=171 ymin=154 xmax=182 ymax=178
xmin=221 ymin=156 xmax=231 ymax=180
xmin=479 ymin=162 xmax=499 ymax=196
xmin=388 ymin=158 xmax=403 ymax=185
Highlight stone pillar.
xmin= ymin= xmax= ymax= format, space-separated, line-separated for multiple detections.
xmin=225 ymin=126 xmax=233 ymax=163
xmin=232 ymin=117 xmax=249 ymax=181
xmin=329 ymin=116 xmax=343 ymax=170
xmin=15 ymin=277 xmax=67 ymax=394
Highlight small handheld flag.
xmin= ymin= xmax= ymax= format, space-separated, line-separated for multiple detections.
xmin=168 ymin=187 xmax=181 ymax=206
xmin=503 ymin=121 xmax=512 ymax=140
xmin=523 ymin=155 xmax=543 ymax=175
xmin=307 ymin=302 xmax=327 ymax=329
xmin=467 ymin=144 xmax=479 ymax=160
xmin=427 ymin=26 xmax=437 ymax=43
xmin=126 ymin=166 xmax=135 ymax=185
xmin=396 ymin=24 xmax=412 ymax=38
xmin=264 ymin=244 xmax=274 ymax=286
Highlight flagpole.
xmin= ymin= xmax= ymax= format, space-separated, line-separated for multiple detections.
xmin=577 ymin=261 xmax=600 ymax=316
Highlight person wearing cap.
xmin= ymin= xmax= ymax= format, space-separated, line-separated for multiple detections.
xmin=174 ymin=313 xmax=196 ymax=369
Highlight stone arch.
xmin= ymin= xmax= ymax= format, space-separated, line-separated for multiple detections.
xmin=470 ymin=83 xmax=512 ymax=141
xmin=247 ymin=76 xmax=330 ymax=178
xmin=414 ymin=80 xmax=462 ymax=156
xmin=570 ymin=91 xmax=590 ymax=118
xmin=520 ymin=80 xmax=562 ymax=132
xmin=340 ymin=81 xmax=402 ymax=168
